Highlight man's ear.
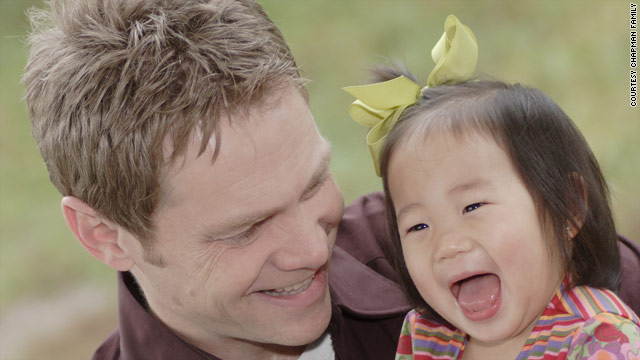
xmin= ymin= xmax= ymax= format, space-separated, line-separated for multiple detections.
xmin=61 ymin=196 xmax=134 ymax=271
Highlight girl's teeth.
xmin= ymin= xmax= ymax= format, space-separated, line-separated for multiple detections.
xmin=263 ymin=275 xmax=314 ymax=296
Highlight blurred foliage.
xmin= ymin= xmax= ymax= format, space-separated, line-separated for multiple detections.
xmin=1 ymin=0 xmax=638 ymax=310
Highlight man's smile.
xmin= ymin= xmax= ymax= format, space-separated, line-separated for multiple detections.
xmin=262 ymin=274 xmax=316 ymax=296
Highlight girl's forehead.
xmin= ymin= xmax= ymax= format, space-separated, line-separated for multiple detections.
xmin=398 ymin=117 xmax=495 ymax=151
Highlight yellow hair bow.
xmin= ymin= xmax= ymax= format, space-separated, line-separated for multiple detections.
xmin=344 ymin=14 xmax=478 ymax=176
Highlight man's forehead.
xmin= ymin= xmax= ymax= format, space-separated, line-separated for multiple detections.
xmin=160 ymin=81 xmax=308 ymax=164
xmin=156 ymin=84 xmax=321 ymax=212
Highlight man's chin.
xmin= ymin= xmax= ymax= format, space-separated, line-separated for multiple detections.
xmin=263 ymin=291 xmax=332 ymax=347
xmin=245 ymin=267 xmax=333 ymax=346
xmin=273 ymin=310 xmax=332 ymax=347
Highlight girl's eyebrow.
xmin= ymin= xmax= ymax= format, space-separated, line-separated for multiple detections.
xmin=396 ymin=203 xmax=422 ymax=220
xmin=396 ymin=178 xmax=494 ymax=219
xmin=448 ymin=178 xmax=492 ymax=196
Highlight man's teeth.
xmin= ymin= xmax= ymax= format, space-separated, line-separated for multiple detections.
xmin=263 ymin=275 xmax=315 ymax=296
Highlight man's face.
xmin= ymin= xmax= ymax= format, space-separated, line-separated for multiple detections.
xmin=121 ymin=85 xmax=344 ymax=354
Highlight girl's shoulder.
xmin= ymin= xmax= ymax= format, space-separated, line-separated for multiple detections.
xmin=407 ymin=309 xmax=459 ymax=335
xmin=567 ymin=312 xmax=640 ymax=360
xmin=561 ymin=285 xmax=640 ymax=359
xmin=397 ymin=310 xmax=466 ymax=360
xmin=557 ymin=284 xmax=640 ymax=324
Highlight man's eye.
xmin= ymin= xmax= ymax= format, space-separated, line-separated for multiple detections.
xmin=218 ymin=219 xmax=267 ymax=244
xmin=408 ymin=223 xmax=429 ymax=232
xmin=222 ymin=226 xmax=259 ymax=244
xmin=463 ymin=203 xmax=484 ymax=214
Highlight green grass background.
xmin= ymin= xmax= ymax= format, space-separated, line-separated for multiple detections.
xmin=1 ymin=0 xmax=639 ymax=313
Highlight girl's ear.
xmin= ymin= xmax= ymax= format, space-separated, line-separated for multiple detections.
xmin=567 ymin=172 xmax=588 ymax=239
xmin=61 ymin=196 xmax=134 ymax=271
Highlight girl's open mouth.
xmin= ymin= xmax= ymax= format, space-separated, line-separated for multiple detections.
xmin=451 ymin=273 xmax=501 ymax=321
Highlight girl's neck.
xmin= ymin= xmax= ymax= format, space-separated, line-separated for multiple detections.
xmin=461 ymin=313 xmax=538 ymax=360
xmin=461 ymin=326 xmax=527 ymax=360
xmin=460 ymin=274 xmax=565 ymax=360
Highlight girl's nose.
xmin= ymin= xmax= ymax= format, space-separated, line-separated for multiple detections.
xmin=433 ymin=228 xmax=474 ymax=262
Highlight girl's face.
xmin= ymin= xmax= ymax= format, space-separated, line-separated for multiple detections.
xmin=388 ymin=130 xmax=564 ymax=350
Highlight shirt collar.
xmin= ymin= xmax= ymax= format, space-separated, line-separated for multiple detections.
xmin=116 ymin=271 xmax=219 ymax=360
xmin=329 ymin=245 xmax=410 ymax=316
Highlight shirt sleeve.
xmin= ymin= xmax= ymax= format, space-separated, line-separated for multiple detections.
xmin=396 ymin=310 xmax=416 ymax=359
xmin=567 ymin=313 xmax=640 ymax=360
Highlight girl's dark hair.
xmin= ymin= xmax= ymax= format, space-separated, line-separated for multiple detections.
xmin=376 ymin=66 xmax=621 ymax=317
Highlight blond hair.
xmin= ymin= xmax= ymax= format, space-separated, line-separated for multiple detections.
xmin=24 ymin=0 xmax=302 ymax=248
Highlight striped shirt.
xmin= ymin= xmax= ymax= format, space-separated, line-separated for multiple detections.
xmin=396 ymin=282 xmax=640 ymax=359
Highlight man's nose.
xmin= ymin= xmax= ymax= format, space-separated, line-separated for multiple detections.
xmin=270 ymin=209 xmax=331 ymax=271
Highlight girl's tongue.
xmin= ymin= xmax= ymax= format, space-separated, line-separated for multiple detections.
xmin=454 ymin=274 xmax=501 ymax=321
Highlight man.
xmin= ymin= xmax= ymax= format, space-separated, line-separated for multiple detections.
xmin=23 ymin=0 xmax=640 ymax=359
xmin=24 ymin=0 xmax=408 ymax=358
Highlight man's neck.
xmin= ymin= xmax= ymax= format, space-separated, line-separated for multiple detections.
xmin=197 ymin=342 xmax=306 ymax=360
xmin=159 ymin=316 xmax=308 ymax=360
xmin=132 ymin=271 xmax=309 ymax=360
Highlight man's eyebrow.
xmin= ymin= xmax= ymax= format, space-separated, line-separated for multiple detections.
xmin=200 ymin=143 xmax=332 ymax=242
xmin=300 ymin=144 xmax=332 ymax=200
xmin=200 ymin=211 xmax=268 ymax=241
xmin=448 ymin=178 xmax=492 ymax=195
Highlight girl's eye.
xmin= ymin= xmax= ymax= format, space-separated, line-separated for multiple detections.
xmin=408 ymin=223 xmax=429 ymax=232
xmin=463 ymin=203 xmax=484 ymax=214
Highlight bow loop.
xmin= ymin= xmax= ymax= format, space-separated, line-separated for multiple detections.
xmin=344 ymin=14 xmax=477 ymax=176
xmin=347 ymin=101 xmax=394 ymax=127
xmin=427 ymin=15 xmax=478 ymax=87
xmin=343 ymin=76 xmax=421 ymax=175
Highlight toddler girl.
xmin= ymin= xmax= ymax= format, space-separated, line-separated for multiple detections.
xmin=345 ymin=15 xmax=640 ymax=360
